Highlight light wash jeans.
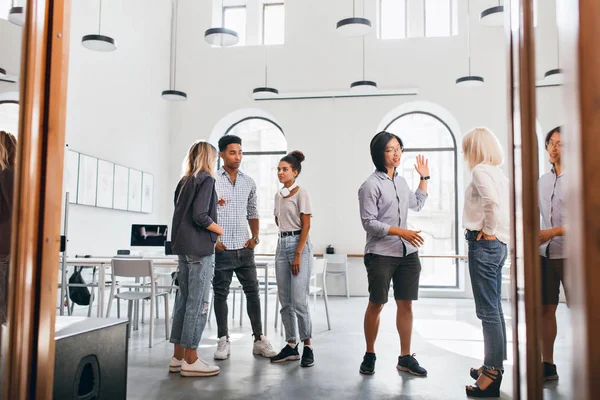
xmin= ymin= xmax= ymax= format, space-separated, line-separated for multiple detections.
xmin=275 ymin=235 xmax=313 ymax=342
xmin=169 ymin=254 xmax=214 ymax=349
xmin=466 ymin=230 xmax=508 ymax=370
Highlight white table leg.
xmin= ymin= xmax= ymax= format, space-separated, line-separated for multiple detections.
xmin=97 ymin=263 xmax=106 ymax=317
xmin=264 ymin=263 xmax=268 ymax=336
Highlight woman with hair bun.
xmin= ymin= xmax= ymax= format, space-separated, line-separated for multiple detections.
xmin=270 ymin=150 xmax=315 ymax=368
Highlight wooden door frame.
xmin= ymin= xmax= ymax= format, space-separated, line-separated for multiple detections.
xmin=558 ymin=0 xmax=600 ymax=398
xmin=1 ymin=0 xmax=71 ymax=398
xmin=506 ymin=0 xmax=543 ymax=398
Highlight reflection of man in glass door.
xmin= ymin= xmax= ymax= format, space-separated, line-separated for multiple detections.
xmin=538 ymin=126 xmax=567 ymax=381
xmin=213 ymin=135 xmax=277 ymax=361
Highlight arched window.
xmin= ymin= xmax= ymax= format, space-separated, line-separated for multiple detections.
xmin=220 ymin=117 xmax=287 ymax=254
xmin=384 ymin=112 xmax=459 ymax=288
xmin=0 ymin=101 xmax=19 ymax=136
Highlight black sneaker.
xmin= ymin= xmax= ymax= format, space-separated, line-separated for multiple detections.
xmin=270 ymin=344 xmax=300 ymax=363
xmin=397 ymin=354 xmax=427 ymax=376
xmin=543 ymin=362 xmax=559 ymax=381
xmin=300 ymin=346 xmax=314 ymax=367
xmin=359 ymin=352 xmax=377 ymax=375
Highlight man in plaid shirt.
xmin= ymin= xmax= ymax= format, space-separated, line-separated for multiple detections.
xmin=213 ymin=135 xmax=277 ymax=360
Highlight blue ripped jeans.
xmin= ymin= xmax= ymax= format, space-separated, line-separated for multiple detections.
xmin=467 ymin=230 xmax=508 ymax=370
xmin=169 ymin=254 xmax=214 ymax=349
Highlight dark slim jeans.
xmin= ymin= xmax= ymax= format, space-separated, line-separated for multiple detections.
xmin=466 ymin=230 xmax=508 ymax=370
xmin=213 ymin=248 xmax=263 ymax=339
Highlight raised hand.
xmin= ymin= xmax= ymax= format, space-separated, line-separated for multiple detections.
xmin=414 ymin=154 xmax=430 ymax=177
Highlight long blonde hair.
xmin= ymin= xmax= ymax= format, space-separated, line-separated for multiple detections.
xmin=0 ymin=131 xmax=17 ymax=171
xmin=181 ymin=140 xmax=217 ymax=178
xmin=462 ymin=127 xmax=504 ymax=171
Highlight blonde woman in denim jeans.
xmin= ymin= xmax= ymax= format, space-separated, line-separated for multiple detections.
xmin=270 ymin=150 xmax=315 ymax=368
xmin=462 ymin=128 xmax=510 ymax=397
xmin=169 ymin=141 xmax=224 ymax=377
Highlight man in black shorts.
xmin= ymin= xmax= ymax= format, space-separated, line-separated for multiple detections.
xmin=357 ymin=131 xmax=430 ymax=376
xmin=538 ymin=126 xmax=567 ymax=381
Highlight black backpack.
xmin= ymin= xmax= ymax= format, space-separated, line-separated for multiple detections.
xmin=68 ymin=266 xmax=91 ymax=306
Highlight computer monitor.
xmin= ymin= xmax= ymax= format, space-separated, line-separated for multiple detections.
xmin=130 ymin=224 xmax=168 ymax=248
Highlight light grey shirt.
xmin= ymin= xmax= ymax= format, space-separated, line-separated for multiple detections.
xmin=358 ymin=170 xmax=428 ymax=257
xmin=274 ymin=187 xmax=312 ymax=232
xmin=539 ymin=170 xmax=565 ymax=259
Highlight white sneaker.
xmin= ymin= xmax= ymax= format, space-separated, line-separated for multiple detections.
xmin=252 ymin=335 xmax=278 ymax=358
xmin=214 ymin=336 xmax=231 ymax=360
xmin=169 ymin=357 xmax=183 ymax=373
xmin=180 ymin=358 xmax=220 ymax=377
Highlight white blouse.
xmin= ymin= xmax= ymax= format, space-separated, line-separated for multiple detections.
xmin=462 ymin=164 xmax=510 ymax=244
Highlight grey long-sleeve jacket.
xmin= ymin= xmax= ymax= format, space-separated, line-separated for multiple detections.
xmin=170 ymin=172 xmax=218 ymax=257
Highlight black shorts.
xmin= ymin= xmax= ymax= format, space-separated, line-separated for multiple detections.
xmin=541 ymin=257 xmax=568 ymax=305
xmin=364 ymin=252 xmax=422 ymax=304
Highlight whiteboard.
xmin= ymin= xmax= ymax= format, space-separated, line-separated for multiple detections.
xmin=113 ymin=164 xmax=129 ymax=211
xmin=77 ymin=154 xmax=97 ymax=206
xmin=96 ymin=160 xmax=114 ymax=208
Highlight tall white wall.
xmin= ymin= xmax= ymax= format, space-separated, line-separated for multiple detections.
xmin=0 ymin=17 xmax=21 ymax=100
xmin=62 ymin=0 xmax=173 ymax=256
xmin=0 ymin=0 xmax=565 ymax=262
xmin=169 ymin=0 xmax=563 ymax=256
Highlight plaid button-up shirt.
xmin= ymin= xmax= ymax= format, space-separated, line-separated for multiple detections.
xmin=215 ymin=167 xmax=259 ymax=250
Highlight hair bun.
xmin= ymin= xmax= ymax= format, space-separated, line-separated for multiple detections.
xmin=289 ymin=150 xmax=305 ymax=163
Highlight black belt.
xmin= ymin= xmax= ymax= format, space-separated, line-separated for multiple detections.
xmin=279 ymin=230 xmax=302 ymax=237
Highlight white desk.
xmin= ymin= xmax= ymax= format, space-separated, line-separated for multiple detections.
xmin=61 ymin=256 xmax=272 ymax=335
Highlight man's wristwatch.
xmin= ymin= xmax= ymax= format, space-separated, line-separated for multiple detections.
xmin=252 ymin=236 xmax=260 ymax=244
xmin=420 ymin=176 xmax=430 ymax=181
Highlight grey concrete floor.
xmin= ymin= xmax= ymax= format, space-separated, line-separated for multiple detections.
xmin=72 ymin=296 xmax=572 ymax=400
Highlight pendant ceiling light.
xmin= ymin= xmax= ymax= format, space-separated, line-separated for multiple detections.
xmin=544 ymin=68 xmax=563 ymax=85
xmin=480 ymin=1 xmax=504 ymax=27
xmin=252 ymin=47 xmax=278 ymax=99
xmin=162 ymin=0 xmax=187 ymax=101
xmin=8 ymin=1 xmax=25 ymax=26
xmin=337 ymin=0 xmax=371 ymax=37
xmin=81 ymin=0 xmax=117 ymax=51
xmin=204 ymin=0 xmax=239 ymax=47
xmin=543 ymin=30 xmax=564 ymax=85
xmin=350 ymin=37 xmax=378 ymax=94
xmin=457 ymin=0 xmax=484 ymax=87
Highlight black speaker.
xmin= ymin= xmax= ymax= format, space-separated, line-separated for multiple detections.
xmin=53 ymin=318 xmax=129 ymax=400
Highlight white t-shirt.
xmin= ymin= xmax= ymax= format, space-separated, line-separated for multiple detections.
xmin=463 ymin=164 xmax=510 ymax=244
xmin=274 ymin=187 xmax=312 ymax=232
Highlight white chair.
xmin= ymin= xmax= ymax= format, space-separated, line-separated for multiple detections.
xmin=106 ymin=258 xmax=170 ymax=348
xmin=324 ymin=254 xmax=350 ymax=298
xmin=310 ymin=257 xmax=331 ymax=330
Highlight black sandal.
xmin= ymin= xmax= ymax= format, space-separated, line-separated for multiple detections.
xmin=469 ymin=366 xmax=483 ymax=380
xmin=466 ymin=367 xmax=502 ymax=398
xmin=470 ymin=366 xmax=504 ymax=380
